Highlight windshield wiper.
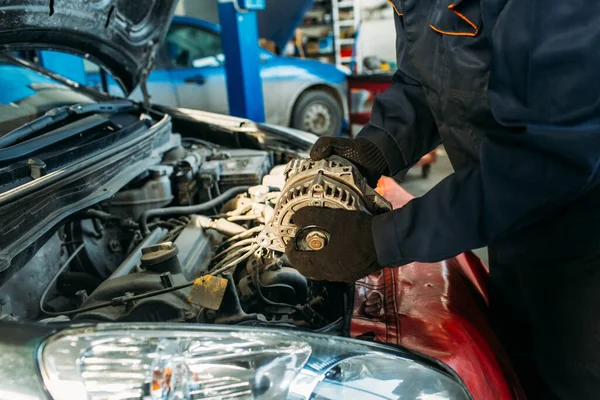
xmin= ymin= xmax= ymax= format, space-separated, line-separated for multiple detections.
xmin=0 ymin=99 xmax=136 ymax=149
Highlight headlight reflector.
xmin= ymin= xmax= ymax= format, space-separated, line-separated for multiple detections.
xmin=39 ymin=324 xmax=471 ymax=400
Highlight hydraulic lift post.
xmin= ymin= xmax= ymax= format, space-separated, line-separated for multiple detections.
xmin=217 ymin=0 xmax=266 ymax=122
xmin=38 ymin=51 xmax=86 ymax=84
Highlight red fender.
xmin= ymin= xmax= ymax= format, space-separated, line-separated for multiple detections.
xmin=349 ymin=177 xmax=526 ymax=399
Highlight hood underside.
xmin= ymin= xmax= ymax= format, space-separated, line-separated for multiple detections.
xmin=0 ymin=0 xmax=178 ymax=95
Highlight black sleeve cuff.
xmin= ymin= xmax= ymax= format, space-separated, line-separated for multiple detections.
xmin=372 ymin=211 xmax=406 ymax=267
xmin=357 ymin=123 xmax=408 ymax=177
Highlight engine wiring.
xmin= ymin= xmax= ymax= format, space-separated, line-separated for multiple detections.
xmin=39 ymin=243 xmax=261 ymax=318
xmin=210 ymin=245 xmax=259 ymax=273
xmin=212 ymin=238 xmax=257 ymax=262
xmin=219 ymin=225 xmax=264 ymax=248
xmin=39 ymin=244 xmax=86 ymax=317
xmin=139 ymin=185 xmax=251 ymax=236
xmin=40 ymin=261 xmax=227 ymax=317
xmin=214 ymin=245 xmax=259 ymax=272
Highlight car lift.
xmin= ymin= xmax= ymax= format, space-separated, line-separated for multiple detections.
xmin=37 ymin=51 xmax=86 ymax=84
xmin=217 ymin=0 xmax=266 ymax=122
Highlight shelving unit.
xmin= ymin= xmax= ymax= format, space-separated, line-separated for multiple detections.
xmin=337 ymin=1 xmax=355 ymax=8
xmin=300 ymin=0 xmax=361 ymax=72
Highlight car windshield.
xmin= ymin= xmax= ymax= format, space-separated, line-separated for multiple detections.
xmin=0 ymin=56 xmax=96 ymax=135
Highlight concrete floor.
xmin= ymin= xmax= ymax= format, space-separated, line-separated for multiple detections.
xmin=400 ymin=149 xmax=489 ymax=265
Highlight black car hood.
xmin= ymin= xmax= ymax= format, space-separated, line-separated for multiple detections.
xmin=0 ymin=0 xmax=178 ymax=95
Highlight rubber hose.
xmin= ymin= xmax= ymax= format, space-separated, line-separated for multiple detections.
xmin=139 ymin=185 xmax=251 ymax=236
xmin=81 ymin=209 xmax=120 ymax=221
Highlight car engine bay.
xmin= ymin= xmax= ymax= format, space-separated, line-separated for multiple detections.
xmin=0 ymin=134 xmax=368 ymax=334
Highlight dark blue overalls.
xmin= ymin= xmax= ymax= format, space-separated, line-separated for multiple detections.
xmin=363 ymin=1 xmax=600 ymax=398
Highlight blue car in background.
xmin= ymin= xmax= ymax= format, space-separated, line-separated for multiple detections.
xmin=85 ymin=16 xmax=349 ymax=136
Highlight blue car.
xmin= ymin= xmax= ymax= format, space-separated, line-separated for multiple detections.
xmin=85 ymin=16 xmax=349 ymax=136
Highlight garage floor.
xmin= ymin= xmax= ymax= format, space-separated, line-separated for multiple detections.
xmin=400 ymin=148 xmax=489 ymax=266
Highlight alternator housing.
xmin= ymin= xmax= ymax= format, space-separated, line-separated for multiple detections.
xmin=257 ymin=156 xmax=392 ymax=252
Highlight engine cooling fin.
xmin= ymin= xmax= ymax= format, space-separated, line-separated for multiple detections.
xmin=257 ymin=156 xmax=392 ymax=252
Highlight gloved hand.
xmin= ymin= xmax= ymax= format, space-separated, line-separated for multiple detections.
xmin=285 ymin=207 xmax=382 ymax=282
xmin=310 ymin=137 xmax=388 ymax=187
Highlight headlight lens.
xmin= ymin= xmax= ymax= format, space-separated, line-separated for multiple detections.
xmin=39 ymin=324 xmax=471 ymax=400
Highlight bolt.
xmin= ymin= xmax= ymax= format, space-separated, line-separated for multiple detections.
xmin=205 ymin=310 xmax=217 ymax=321
xmin=76 ymin=289 xmax=88 ymax=306
xmin=108 ymin=239 xmax=121 ymax=253
xmin=184 ymin=310 xmax=196 ymax=320
xmin=306 ymin=231 xmax=327 ymax=251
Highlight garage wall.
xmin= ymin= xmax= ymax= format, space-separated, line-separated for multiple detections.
xmin=175 ymin=0 xmax=219 ymax=23
xmin=357 ymin=0 xmax=396 ymax=64
xmin=175 ymin=0 xmax=397 ymax=66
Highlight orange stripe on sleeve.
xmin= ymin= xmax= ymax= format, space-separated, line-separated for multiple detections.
xmin=386 ymin=0 xmax=403 ymax=16
xmin=429 ymin=4 xmax=478 ymax=37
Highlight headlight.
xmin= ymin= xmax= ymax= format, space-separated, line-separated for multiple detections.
xmin=39 ymin=324 xmax=471 ymax=400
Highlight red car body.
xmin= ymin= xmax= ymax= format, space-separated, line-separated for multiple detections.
xmin=350 ymin=177 xmax=526 ymax=399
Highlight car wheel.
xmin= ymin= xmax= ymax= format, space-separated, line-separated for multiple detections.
xmin=292 ymin=91 xmax=342 ymax=136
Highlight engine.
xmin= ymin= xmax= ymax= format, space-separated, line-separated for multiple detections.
xmin=2 ymin=139 xmax=349 ymax=333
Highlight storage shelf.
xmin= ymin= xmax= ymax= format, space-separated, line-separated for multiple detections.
xmin=338 ymin=20 xmax=355 ymax=27
xmin=300 ymin=0 xmax=361 ymax=72
xmin=338 ymin=38 xmax=356 ymax=45
xmin=301 ymin=23 xmax=331 ymax=28
xmin=306 ymin=52 xmax=336 ymax=58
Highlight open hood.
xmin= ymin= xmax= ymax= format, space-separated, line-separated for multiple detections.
xmin=0 ymin=0 xmax=178 ymax=95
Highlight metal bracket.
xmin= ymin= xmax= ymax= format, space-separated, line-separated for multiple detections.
xmin=139 ymin=41 xmax=157 ymax=109
xmin=27 ymin=158 xmax=47 ymax=180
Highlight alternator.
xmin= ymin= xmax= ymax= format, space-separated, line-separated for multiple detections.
xmin=257 ymin=156 xmax=392 ymax=252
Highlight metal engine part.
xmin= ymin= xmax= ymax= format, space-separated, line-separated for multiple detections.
xmin=73 ymin=271 xmax=196 ymax=322
xmin=74 ymin=242 xmax=198 ymax=322
xmin=199 ymin=149 xmax=273 ymax=189
xmin=238 ymin=256 xmax=309 ymax=306
xmin=257 ymin=156 xmax=392 ymax=252
xmin=62 ymin=219 xmax=127 ymax=281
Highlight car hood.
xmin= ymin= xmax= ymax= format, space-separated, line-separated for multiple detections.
xmin=0 ymin=0 xmax=178 ymax=95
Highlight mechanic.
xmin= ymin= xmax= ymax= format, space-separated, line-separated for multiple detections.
xmin=285 ymin=1 xmax=600 ymax=399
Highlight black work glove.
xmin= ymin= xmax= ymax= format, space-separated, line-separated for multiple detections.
xmin=285 ymin=207 xmax=382 ymax=282
xmin=310 ymin=137 xmax=388 ymax=187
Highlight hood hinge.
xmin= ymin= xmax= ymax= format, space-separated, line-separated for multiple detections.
xmin=140 ymin=41 xmax=157 ymax=109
